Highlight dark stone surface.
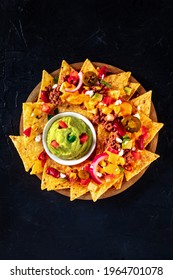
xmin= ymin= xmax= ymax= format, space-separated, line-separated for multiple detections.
xmin=0 ymin=0 xmax=173 ymax=260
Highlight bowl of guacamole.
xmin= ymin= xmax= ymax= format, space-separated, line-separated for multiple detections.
xmin=42 ymin=112 xmax=96 ymax=165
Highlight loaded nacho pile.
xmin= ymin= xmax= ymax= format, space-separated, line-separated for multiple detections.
xmin=10 ymin=59 xmax=163 ymax=201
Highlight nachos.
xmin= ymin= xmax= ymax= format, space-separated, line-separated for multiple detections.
xmin=10 ymin=59 xmax=163 ymax=201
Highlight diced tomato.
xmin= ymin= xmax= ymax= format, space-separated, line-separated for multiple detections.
xmin=80 ymin=178 xmax=91 ymax=185
xmin=41 ymin=90 xmax=50 ymax=103
xmin=113 ymin=119 xmax=126 ymax=137
xmin=50 ymin=140 xmax=59 ymax=148
xmin=46 ymin=167 xmax=60 ymax=178
xmin=141 ymin=125 xmax=149 ymax=139
xmin=38 ymin=151 xmax=47 ymax=161
xmin=132 ymin=151 xmax=141 ymax=160
xmin=98 ymin=66 xmax=108 ymax=79
xmin=58 ymin=120 xmax=68 ymax=128
xmin=67 ymin=70 xmax=79 ymax=85
xmin=80 ymin=133 xmax=88 ymax=144
xmin=83 ymin=163 xmax=91 ymax=172
xmin=38 ymin=151 xmax=48 ymax=167
xmin=136 ymin=135 xmax=145 ymax=150
xmin=102 ymin=96 xmax=115 ymax=105
xmin=42 ymin=104 xmax=51 ymax=113
xmin=23 ymin=127 xmax=31 ymax=137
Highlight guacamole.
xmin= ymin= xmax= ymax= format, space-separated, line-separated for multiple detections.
xmin=47 ymin=116 xmax=93 ymax=160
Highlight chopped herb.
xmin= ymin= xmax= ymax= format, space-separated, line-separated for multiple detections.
xmin=48 ymin=108 xmax=59 ymax=120
xmin=122 ymin=135 xmax=131 ymax=141
xmin=124 ymin=86 xmax=132 ymax=96
xmin=48 ymin=114 xmax=54 ymax=120
xmin=53 ymin=76 xmax=59 ymax=83
xmin=122 ymin=135 xmax=133 ymax=149
xmin=67 ymin=134 xmax=76 ymax=143
xmin=100 ymin=80 xmax=111 ymax=88
xmin=54 ymin=108 xmax=59 ymax=115
xmin=118 ymin=165 xmax=124 ymax=173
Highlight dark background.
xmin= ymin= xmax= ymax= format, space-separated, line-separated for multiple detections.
xmin=0 ymin=0 xmax=173 ymax=260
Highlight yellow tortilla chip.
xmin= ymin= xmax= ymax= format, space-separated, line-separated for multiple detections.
xmin=57 ymin=103 xmax=94 ymax=121
xmin=22 ymin=102 xmax=55 ymax=144
xmin=9 ymin=136 xmax=43 ymax=172
xmin=133 ymin=112 xmax=163 ymax=148
xmin=131 ymin=90 xmax=152 ymax=117
xmin=60 ymin=87 xmax=89 ymax=105
xmin=70 ymin=184 xmax=89 ymax=201
xmin=113 ymin=173 xmax=124 ymax=190
xmin=124 ymin=149 xmax=159 ymax=181
xmin=145 ymin=122 xmax=163 ymax=147
xmin=41 ymin=158 xmax=71 ymax=191
xmin=58 ymin=60 xmax=78 ymax=85
xmin=89 ymin=174 xmax=124 ymax=202
xmin=37 ymin=70 xmax=54 ymax=102
xmin=125 ymin=82 xmax=140 ymax=100
xmin=80 ymin=58 xmax=98 ymax=75
xmin=104 ymin=71 xmax=131 ymax=89
xmin=30 ymin=159 xmax=44 ymax=175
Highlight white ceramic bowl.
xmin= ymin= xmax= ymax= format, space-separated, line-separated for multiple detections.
xmin=42 ymin=112 xmax=97 ymax=166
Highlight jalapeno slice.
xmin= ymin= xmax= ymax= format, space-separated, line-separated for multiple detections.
xmin=121 ymin=115 xmax=141 ymax=132
xmin=83 ymin=71 xmax=98 ymax=86
xmin=78 ymin=170 xmax=90 ymax=180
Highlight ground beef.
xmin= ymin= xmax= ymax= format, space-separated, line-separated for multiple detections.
xmin=124 ymin=150 xmax=133 ymax=170
xmin=103 ymin=121 xmax=113 ymax=131
xmin=92 ymin=109 xmax=114 ymax=128
xmin=49 ymin=86 xmax=62 ymax=105
xmin=104 ymin=131 xmax=121 ymax=150
xmin=92 ymin=110 xmax=105 ymax=125
xmin=93 ymin=115 xmax=100 ymax=125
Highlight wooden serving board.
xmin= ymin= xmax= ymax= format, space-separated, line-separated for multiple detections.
xmin=20 ymin=62 xmax=158 ymax=200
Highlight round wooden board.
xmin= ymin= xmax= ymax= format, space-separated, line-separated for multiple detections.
xmin=20 ymin=62 xmax=158 ymax=200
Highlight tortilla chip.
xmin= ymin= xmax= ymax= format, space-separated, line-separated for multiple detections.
xmin=22 ymin=102 xmax=55 ymax=144
xmin=89 ymin=174 xmax=124 ymax=202
xmin=58 ymin=60 xmax=78 ymax=85
xmin=104 ymin=72 xmax=131 ymax=89
xmin=113 ymin=173 xmax=124 ymax=189
xmin=70 ymin=184 xmax=89 ymax=201
xmin=131 ymin=90 xmax=152 ymax=117
xmin=37 ymin=70 xmax=54 ymax=102
xmin=58 ymin=103 xmax=94 ymax=121
xmin=124 ymin=149 xmax=160 ymax=181
xmin=125 ymin=82 xmax=140 ymax=100
xmin=41 ymin=158 xmax=71 ymax=191
xmin=30 ymin=159 xmax=44 ymax=175
xmin=9 ymin=136 xmax=43 ymax=172
xmin=60 ymin=90 xmax=89 ymax=105
xmin=81 ymin=58 xmax=98 ymax=75
xmin=145 ymin=122 xmax=163 ymax=147
xmin=133 ymin=112 xmax=163 ymax=148
xmin=10 ymin=59 xmax=163 ymax=201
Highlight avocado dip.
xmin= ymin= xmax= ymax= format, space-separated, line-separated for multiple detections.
xmin=47 ymin=116 xmax=93 ymax=160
